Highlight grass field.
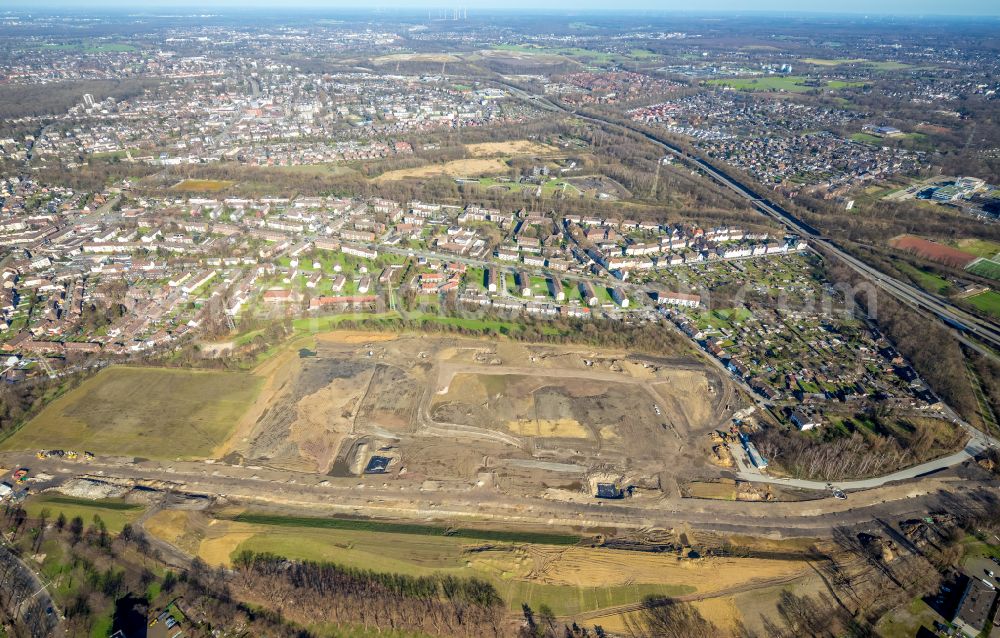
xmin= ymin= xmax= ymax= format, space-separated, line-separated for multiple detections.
xmin=231 ymin=527 xmax=692 ymax=615
xmin=957 ymin=238 xmax=1000 ymax=259
xmin=0 ymin=367 xmax=261 ymax=459
xmin=706 ymin=76 xmax=864 ymax=93
xmin=171 ymin=178 xmax=234 ymax=192
xmin=966 ymin=290 xmax=1000 ymax=318
xmin=894 ymin=261 xmax=952 ymax=295
xmin=144 ymin=502 xmax=811 ymax=619
xmin=850 ymin=132 xmax=884 ymax=144
xmin=23 ymin=495 xmax=144 ymax=533
xmin=800 ymin=58 xmax=911 ymax=71
xmin=231 ymin=512 xmax=582 ymax=545
xmin=966 ymin=258 xmax=1000 ymax=281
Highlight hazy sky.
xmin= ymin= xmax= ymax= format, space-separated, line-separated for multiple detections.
xmin=11 ymin=0 xmax=1000 ymax=16
xmin=9 ymin=0 xmax=1000 ymax=16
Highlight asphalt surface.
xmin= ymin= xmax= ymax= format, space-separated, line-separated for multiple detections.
xmin=733 ymin=438 xmax=991 ymax=491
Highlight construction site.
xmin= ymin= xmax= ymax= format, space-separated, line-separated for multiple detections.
xmin=221 ymin=331 xmax=740 ymax=501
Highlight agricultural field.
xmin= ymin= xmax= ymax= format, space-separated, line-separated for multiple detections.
xmin=144 ymin=508 xmax=810 ymax=618
xmin=170 ymin=178 xmax=234 ymax=192
xmin=0 ymin=367 xmax=261 ymax=459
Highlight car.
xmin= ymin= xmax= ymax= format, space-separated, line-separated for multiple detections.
xmin=832 ymin=488 xmax=847 ymax=500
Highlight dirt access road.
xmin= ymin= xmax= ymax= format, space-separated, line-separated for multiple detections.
xmin=6 ymin=451 xmax=996 ymax=540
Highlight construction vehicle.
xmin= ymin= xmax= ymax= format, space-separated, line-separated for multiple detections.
xmin=11 ymin=469 xmax=28 ymax=482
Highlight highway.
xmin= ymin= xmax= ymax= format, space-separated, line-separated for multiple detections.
xmin=499 ymin=83 xmax=1000 ymax=360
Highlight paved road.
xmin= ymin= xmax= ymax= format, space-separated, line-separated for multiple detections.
xmin=733 ymin=437 xmax=991 ymax=491
xmin=0 ymin=542 xmax=61 ymax=637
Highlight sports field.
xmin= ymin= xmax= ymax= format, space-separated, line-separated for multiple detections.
xmin=0 ymin=367 xmax=261 ymax=459
xmin=966 ymin=258 xmax=1000 ymax=281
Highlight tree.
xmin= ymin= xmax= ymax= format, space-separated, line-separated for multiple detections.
xmin=625 ymin=597 xmax=718 ymax=638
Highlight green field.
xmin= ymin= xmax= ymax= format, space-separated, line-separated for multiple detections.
xmin=966 ymin=258 xmax=1000 ymax=281
xmin=228 ymin=515 xmax=692 ymax=616
xmin=894 ymin=262 xmax=952 ymax=295
xmin=23 ymin=495 xmax=144 ymax=533
xmin=706 ymin=76 xmax=865 ymax=93
xmin=850 ymin=132 xmax=884 ymax=144
xmin=956 ymin=239 xmax=1000 ymax=259
xmin=232 ymin=512 xmax=581 ymax=545
xmin=0 ymin=367 xmax=261 ymax=459
xmin=801 ymin=58 xmax=911 ymax=71
xmin=967 ymin=290 xmax=1000 ymax=319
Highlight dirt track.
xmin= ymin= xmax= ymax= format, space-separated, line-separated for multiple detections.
xmin=8 ymin=450 xmax=995 ymax=540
